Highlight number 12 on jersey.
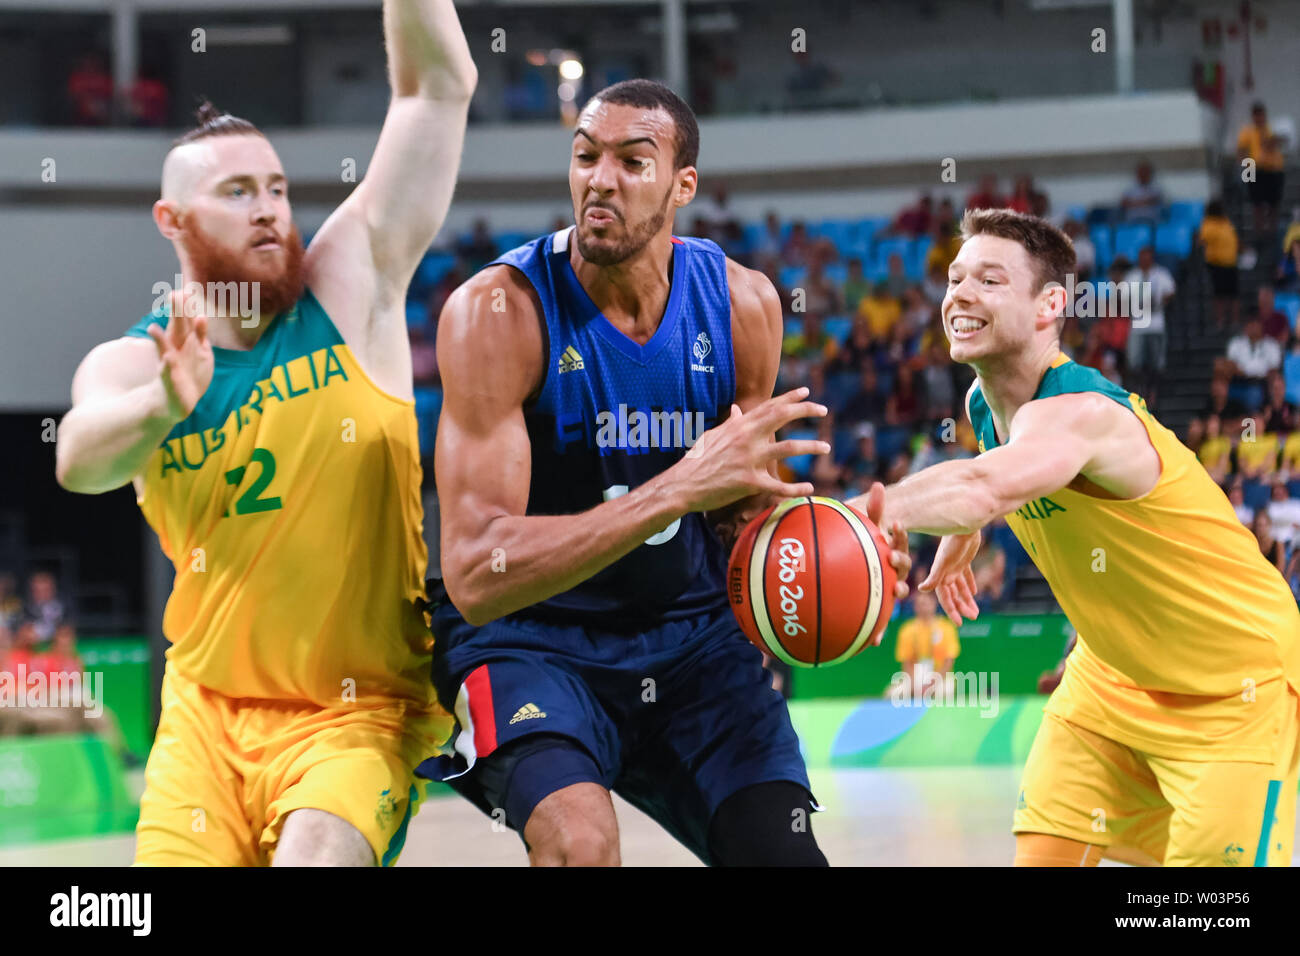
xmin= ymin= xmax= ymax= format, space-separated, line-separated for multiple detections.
xmin=224 ymin=448 xmax=283 ymax=517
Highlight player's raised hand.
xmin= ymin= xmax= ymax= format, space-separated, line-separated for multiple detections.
xmin=918 ymin=530 xmax=982 ymax=626
xmin=146 ymin=289 xmax=214 ymax=422
xmin=861 ymin=481 xmax=912 ymax=634
xmin=675 ymin=386 xmax=829 ymax=513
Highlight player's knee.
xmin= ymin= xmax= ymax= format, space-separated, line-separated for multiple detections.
xmin=554 ymin=823 xmax=620 ymax=867
xmin=273 ymin=808 xmax=376 ymax=867
xmin=1013 ymin=832 xmax=1103 ymax=867
xmin=708 ymin=781 xmax=827 ymax=867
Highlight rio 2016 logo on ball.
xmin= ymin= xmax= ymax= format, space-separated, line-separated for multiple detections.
xmin=728 ymin=496 xmax=896 ymax=668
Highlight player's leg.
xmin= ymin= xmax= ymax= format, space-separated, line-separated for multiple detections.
xmin=1148 ymin=690 xmax=1299 ymax=867
xmin=420 ymin=651 xmax=624 ymax=866
xmin=614 ymin=610 xmax=825 ymax=866
xmin=1014 ymin=711 xmax=1169 ymax=867
xmin=260 ymin=702 xmax=449 ymax=867
xmin=273 ymin=809 xmax=375 ymax=867
xmin=134 ymin=667 xmax=260 ymax=866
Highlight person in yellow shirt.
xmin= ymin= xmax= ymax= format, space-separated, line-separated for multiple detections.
xmin=857 ymin=282 xmax=902 ymax=339
xmin=1238 ymin=101 xmax=1286 ymax=240
xmin=894 ymin=589 xmax=958 ymax=699
xmin=1198 ymin=199 xmax=1240 ymax=328
xmin=855 ymin=208 xmax=1300 ymax=867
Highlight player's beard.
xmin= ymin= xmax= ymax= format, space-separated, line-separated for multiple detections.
xmin=576 ymin=186 xmax=673 ymax=266
xmin=179 ymin=213 xmax=306 ymax=324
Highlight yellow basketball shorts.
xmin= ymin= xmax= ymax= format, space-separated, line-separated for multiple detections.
xmin=134 ymin=665 xmax=449 ymax=866
xmin=1014 ymin=690 xmax=1300 ymax=866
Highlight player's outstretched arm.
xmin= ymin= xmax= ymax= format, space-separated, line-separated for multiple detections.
xmin=56 ymin=290 xmax=214 ymax=495
xmin=851 ymin=391 xmax=1160 ymax=537
xmin=436 ymin=268 xmax=829 ymax=626
xmin=305 ymin=0 xmax=476 ymax=338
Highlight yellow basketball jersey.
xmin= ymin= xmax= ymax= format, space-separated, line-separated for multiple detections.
xmin=126 ymin=290 xmax=438 ymax=712
xmin=970 ymin=354 xmax=1300 ymax=760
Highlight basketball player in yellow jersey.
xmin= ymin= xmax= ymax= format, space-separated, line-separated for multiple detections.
xmin=853 ymin=208 xmax=1300 ymax=867
xmin=53 ymin=0 xmax=476 ymax=865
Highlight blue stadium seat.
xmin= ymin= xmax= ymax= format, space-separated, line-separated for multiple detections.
xmin=413 ymin=387 xmax=443 ymax=456
xmin=872 ymin=237 xmax=910 ymax=274
xmin=823 ymin=315 xmax=852 ymax=345
xmin=827 ymin=370 xmax=861 ymax=410
xmin=907 ymin=236 xmax=933 ymax=280
xmin=1274 ymin=292 xmax=1300 ymax=330
xmin=857 ymin=217 xmax=891 ymax=240
xmin=1113 ymin=223 xmax=1154 ymax=264
xmin=875 ymin=425 xmax=909 ymax=462
xmin=1089 ymin=226 xmax=1113 ymax=271
xmin=413 ymin=252 xmax=457 ymax=295
xmin=1154 ymin=222 xmax=1194 ymax=259
xmin=815 ymin=219 xmax=855 ymax=251
xmin=780 ymin=266 xmax=808 ymax=289
xmin=832 ymin=426 xmax=859 ymax=465
xmin=1065 ymin=204 xmax=1088 ymax=224
xmin=783 ymin=428 xmax=820 ymax=479
xmin=1166 ymin=200 xmax=1205 ymax=227
xmin=405 ymin=301 xmax=429 ymax=328
xmin=1289 ymin=479 xmax=1300 ymax=500
xmin=823 ymin=263 xmax=849 ymax=285
xmin=1085 ymin=207 xmax=1116 ymax=228
xmin=495 ymin=231 xmax=531 ymax=250
xmin=1285 ymin=355 xmax=1300 ymax=405
xmin=742 ymin=222 xmax=768 ymax=252
xmin=783 ymin=318 xmax=803 ymax=339
xmin=1243 ymin=480 xmax=1271 ymax=513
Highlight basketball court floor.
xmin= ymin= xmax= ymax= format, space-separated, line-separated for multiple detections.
xmin=5 ymin=766 xmax=1295 ymax=866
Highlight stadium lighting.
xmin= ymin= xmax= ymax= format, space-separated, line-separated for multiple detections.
xmin=559 ymin=59 xmax=584 ymax=81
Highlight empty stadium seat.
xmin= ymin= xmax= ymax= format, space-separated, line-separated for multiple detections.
xmin=780 ymin=265 xmax=808 ymax=289
xmin=1113 ymin=222 xmax=1154 ymax=264
xmin=1166 ymin=200 xmax=1205 ymax=226
xmin=1274 ymin=292 xmax=1300 ymax=330
xmin=823 ymin=315 xmax=852 ymax=344
xmin=405 ymin=301 xmax=429 ymax=328
xmin=1154 ymin=222 xmax=1194 ymax=259
xmin=1089 ymin=225 xmax=1113 ymax=271
xmin=413 ymin=387 xmax=443 ymax=455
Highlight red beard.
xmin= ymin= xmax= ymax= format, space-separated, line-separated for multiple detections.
xmin=178 ymin=213 xmax=306 ymax=325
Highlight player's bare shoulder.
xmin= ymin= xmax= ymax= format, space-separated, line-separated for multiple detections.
xmin=437 ymin=263 xmax=546 ymax=402
xmin=725 ymin=258 xmax=783 ymax=395
xmin=71 ymin=336 xmax=161 ymax=404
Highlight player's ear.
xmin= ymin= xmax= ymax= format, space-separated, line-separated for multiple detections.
xmin=154 ymin=199 xmax=183 ymax=241
xmin=1039 ymin=281 xmax=1068 ymax=330
xmin=674 ymin=165 xmax=698 ymax=208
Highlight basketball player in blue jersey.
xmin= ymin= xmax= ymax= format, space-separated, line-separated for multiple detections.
xmin=424 ymin=79 xmax=911 ymax=866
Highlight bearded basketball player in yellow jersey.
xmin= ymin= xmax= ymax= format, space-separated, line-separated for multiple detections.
xmin=54 ymin=0 xmax=477 ymax=865
xmin=853 ymin=208 xmax=1300 ymax=867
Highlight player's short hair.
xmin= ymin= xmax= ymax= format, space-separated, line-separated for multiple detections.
xmin=584 ymin=79 xmax=699 ymax=171
xmin=172 ymin=100 xmax=264 ymax=148
xmin=960 ymin=208 xmax=1076 ymax=294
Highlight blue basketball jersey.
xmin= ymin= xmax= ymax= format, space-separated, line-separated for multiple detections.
xmin=488 ymin=226 xmax=737 ymax=629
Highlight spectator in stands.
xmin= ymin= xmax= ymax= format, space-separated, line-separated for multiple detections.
xmin=1198 ymin=199 xmax=1240 ymax=329
xmin=752 ymin=211 xmax=783 ymax=262
xmin=456 ymin=219 xmax=498 ymax=274
xmin=1225 ymin=318 xmax=1282 ymax=411
xmin=843 ymin=257 xmax=871 ymax=314
xmin=1252 ymin=509 xmax=1287 ymax=574
xmin=1092 ymin=258 xmax=1132 ymax=375
xmin=921 ymin=260 xmax=948 ymax=306
xmin=7 ymin=619 xmax=39 ymax=671
xmin=1184 ymin=416 xmax=1205 ymax=457
xmin=0 ymin=572 xmax=21 ymax=630
xmin=830 ymin=319 xmax=875 ymax=375
xmin=1225 ymin=477 xmax=1254 ymax=525
xmin=841 ymin=366 xmax=886 ymax=424
xmin=884 ymin=252 xmax=908 ymax=299
xmin=409 ymin=323 xmax=438 ymax=387
xmin=901 ymin=286 xmax=933 ymax=338
xmin=925 ymin=216 xmax=963 ymax=276
xmin=426 ymin=263 xmax=466 ymax=327
xmin=1119 ymin=160 xmax=1165 ymax=224
xmin=26 ymin=572 xmax=64 ymax=642
xmin=1280 ymin=210 xmax=1300 ymax=290
xmin=1007 ymin=175 xmax=1046 ymax=217
xmin=1266 ymin=480 xmax=1300 ymax=547
xmin=1238 ymin=102 xmax=1286 ymax=246
xmin=891 ymin=194 xmax=933 ymax=239
xmin=857 ymin=282 xmax=901 ymax=339
xmin=801 ymin=258 xmax=844 ymax=317
xmin=1063 ymin=220 xmax=1095 ymax=281
xmin=1256 ymin=286 xmax=1291 ymax=344
xmin=67 ymin=52 xmax=113 ymax=126
xmin=781 ymin=221 xmax=811 ymax=267
xmin=1199 ymin=414 xmax=1231 ymax=484
xmin=1262 ymin=369 xmax=1296 ymax=434
xmin=127 ymin=69 xmax=169 ymax=127
xmin=890 ymin=365 xmax=922 ymax=428
xmin=841 ymin=423 xmax=881 ymax=491
xmin=693 ymin=185 xmax=738 ymax=237
xmin=1124 ymin=246 xmax=1176 ymax=387
xmin=32 ymin=623 xmax=83 ymax=677
xmin=972 ymin=541 xmax=1007 ymax=615
xmin=965 ymin=174 xmax=1003 ymax=212
xmin=1203 ymin=375 xmax=1246 ymax=423
xmin=920 ymin=341 xmax=957 ymax=421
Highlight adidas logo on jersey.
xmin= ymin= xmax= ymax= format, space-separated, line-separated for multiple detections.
xmin=509 ymin=702 xmax=547 ymax=724
xmin=558 ymin=346 xmax=585 ymax=374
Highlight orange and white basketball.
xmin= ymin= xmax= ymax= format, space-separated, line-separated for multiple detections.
xmin=728 ymin=496 xmax=896 ymax=668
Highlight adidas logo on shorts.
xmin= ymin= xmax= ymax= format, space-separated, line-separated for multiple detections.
xmin=509 ymin=702 xmax=547 ymax=725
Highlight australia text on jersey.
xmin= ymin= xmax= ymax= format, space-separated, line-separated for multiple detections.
xmin=155 ymin=343 xmax=350 ymax=477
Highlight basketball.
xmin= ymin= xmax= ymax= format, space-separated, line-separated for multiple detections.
xmin=728 ymin=496 xmax=896 ymax=668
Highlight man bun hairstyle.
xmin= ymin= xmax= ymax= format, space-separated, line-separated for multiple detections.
xmin=960 ymin=208 xmax=1076 ymax=293
xmin=584 ymin=79 xmax=699 ymax=171
xmin=172 ymin=100 xmax=263 ymax=148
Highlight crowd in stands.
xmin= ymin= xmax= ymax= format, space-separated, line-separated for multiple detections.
xmin=65 ymin=53 xmax=169 ymax=127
